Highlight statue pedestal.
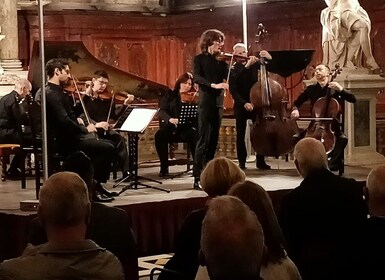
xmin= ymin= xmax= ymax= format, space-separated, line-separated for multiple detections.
xmin=336 ymin=69 xmax=385 ymax=165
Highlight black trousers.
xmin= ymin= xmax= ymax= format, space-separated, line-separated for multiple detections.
xmin=193 ymin=106 xmax=222 ymax=179
xmin=155 ymin=124 xmax=197 ymax=172
xmin=77 ymin=137 xmax=116 ymax=183
xmin=98 ymin=129 xmax=129 ymax=174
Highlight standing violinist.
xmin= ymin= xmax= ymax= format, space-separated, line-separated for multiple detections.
xmin=290 ymin=64 xmax=356 ymax=171
xmin=155 ymin=72 xmax=198 ymax=177
xmin=36 ymin=58 xmax=117 ymax=201
xmin=82 ymin=70 xmax=134 ymax=178
xmin=192 ymin=29 xmax=229 ymax=190
xmin=229 ymin=43 xmax=272 ymax=170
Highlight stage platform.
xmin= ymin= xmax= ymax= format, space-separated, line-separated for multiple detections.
xmin=0 ymin=157 xmax=373 ymax=265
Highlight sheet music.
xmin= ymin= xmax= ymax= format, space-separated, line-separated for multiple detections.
xmin=120 ymin=108 xmax=158 ymax=133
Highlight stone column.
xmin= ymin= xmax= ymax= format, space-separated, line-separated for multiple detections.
xmin=337 ymin=69 xmax=385 ymax=166
xmin=0 ymin=0 xmax=22 ymax=71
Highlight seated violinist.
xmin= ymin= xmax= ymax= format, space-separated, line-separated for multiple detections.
xmin=155 ymin=72 xmax=198 ymax=177
xmin=290 ymin=64 xmax=356 ymax=171
xmin=82 ymin=70 xmax=134 ymax=178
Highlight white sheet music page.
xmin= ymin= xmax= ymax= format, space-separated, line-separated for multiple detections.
xmin=120 ymin=108 xmax=158 ymax=133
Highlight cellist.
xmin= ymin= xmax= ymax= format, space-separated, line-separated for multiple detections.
xmin=290 ymin=64 xmax=356 ymax=171
xmin=229 ymin=43 xmax=272 ymax=170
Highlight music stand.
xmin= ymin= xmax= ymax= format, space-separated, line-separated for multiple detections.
xmin=169 ymin=103 xmax=198 ymax=179
xmin=114 ymin=108 xmax=170 ymax=194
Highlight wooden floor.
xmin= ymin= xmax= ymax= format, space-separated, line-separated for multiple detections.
xmin=0 ymin=157 xmax=373 ymax=215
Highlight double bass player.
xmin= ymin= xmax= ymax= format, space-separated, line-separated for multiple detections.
xmin=291 ymin=64 xmax=356 ymax=171
xmin=229 ymin=43 xmax=272 ymax=170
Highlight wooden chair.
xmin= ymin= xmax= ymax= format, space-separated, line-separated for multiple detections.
xmin=0 ymin=144 xmax=20 ymax=181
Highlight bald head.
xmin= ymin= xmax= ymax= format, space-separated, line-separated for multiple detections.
xmin=38 ymin=172 xmax=91 ymax=228
xmin=201 ymin=196 xmax=264 ymax=280
xmin=367 ymin=165 xmax=385 ymax=216
xmin=14 ymin=78 xmax=32 ymax=99
xmin=294 ymin=138 xmax=328 ymax=177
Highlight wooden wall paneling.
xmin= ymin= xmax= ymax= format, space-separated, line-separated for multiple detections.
xmin=125 ymin=40 xmax=149 ymax=78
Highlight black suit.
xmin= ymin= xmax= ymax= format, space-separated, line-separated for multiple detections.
xmin=37 ymin=83 xmax=115 ymax=183
xmin=279 ymin=169 xmax=367 ymax=280
xmin=28 ymin=202 xmax=138 ymax=280
xmin=193 ymin=53 xmax=227 ymax=179
xmin=293 ymin=83 xmax=356 ymax=168
xmin=155 ymin=89 xmax=197 ymax=173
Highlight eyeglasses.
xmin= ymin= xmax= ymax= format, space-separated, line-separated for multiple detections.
xmin=95 ymin=79 xmax=108 ymax=85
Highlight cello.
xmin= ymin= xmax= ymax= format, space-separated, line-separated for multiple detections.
xmin=302 ymin=64 xmax=342 ymax=153
xmin=249 ymin=24 xmax=299 ymax=157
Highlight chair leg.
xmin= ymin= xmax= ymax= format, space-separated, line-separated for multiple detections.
xmin=21 ymin=152 xmax=27 ymax=189
xmin=1 ymin=155 xmax=7 ymax=181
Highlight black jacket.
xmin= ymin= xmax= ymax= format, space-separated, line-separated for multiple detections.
xmin=0 ymin=91 xmax=20 ymax=143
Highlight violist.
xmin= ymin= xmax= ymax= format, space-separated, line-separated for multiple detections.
xmin=82 ymin=70 xmax=134 ymax=179
xmin=291 ymin=64 xmax=356 ymax=171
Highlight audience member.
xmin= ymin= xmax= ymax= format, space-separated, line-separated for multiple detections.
xmin=28 ymin=151 xmax=138 ymax=280
xmin=0 ymin=172 xmax=124 ymax=280
xmin=200 ymin=195 xmax=264 ymax=280
xmin=0 ymin=78 xmax=32 ymax=178
xmin=196 ymin=180 xmax=301 ymax=280
xmin=158 ymin=157 xmax=246 ymax=280
xmin=279 ymin=138 xmax=367 ymax=280
xmin=364 ymin=165 xmax=385 ymax=279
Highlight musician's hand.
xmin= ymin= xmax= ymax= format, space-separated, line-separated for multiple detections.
xmin=244 ymin=103 xmax=254 ymax=111
xmin=169 ymin=118 xmax=179 ymax=126
xmin=211 ymin=83 xmax=229 ymax=90
xmin=245 ymin=56 xmax=258 ymax=68
xmin=95 ymin=121 xmax=109 ymax=131
xmin=291 ymin=109 xmax=300 ymax=119
xmin=123 ymin=94 xmax=135 ymax=105
xmin=259 ymin=50 xmax=272 ymax=60
xmin=84 ymin=81 xmax=93 ymax=96
xmin=87 ymin=123 xmax=97 ymax=133
xmin=328 ymin=81 xmax=343 ymax=92
xmin=77 ymin=118 xmax=85 ymax=126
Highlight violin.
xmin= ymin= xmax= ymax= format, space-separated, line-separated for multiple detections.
xmin=180 ymin=91 xmax=199 ymax=104
xmin=216 ymin=52 xmax=251 ymax=62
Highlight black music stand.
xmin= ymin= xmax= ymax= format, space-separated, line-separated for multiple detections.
xmin=169 ymin=103 xmax=198 ymax=179
xmin=114 ymin=108 xmax=170 ymax=194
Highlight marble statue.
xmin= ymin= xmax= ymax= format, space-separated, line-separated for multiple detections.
xmin=320 ymin=0 xmax=379 ymax=70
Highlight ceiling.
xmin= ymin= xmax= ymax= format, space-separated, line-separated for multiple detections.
xmin=17 ymin=0 xmax=297 ymax=14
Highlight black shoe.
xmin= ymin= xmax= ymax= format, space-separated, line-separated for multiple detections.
xmin=95 ymin=181 xmax=119 ymax=197
xmin=239 ymin=163 xmax=246 ymax=170
xmin=6 ymin=168 xmax=22 ymax=180
xmin=193 ymin=178 xmax=202 ymax=190
xmin=329 ymin=164 xmax=341 ymax=172
xmin=93 ymin=192 xmax=114 ymax=203
xmin=256 ymin=162 xmax=271 ymax=170
xmin=158 ymin=170 xmax=169 ymax=177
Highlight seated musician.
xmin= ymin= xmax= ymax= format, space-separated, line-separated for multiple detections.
xmin=155 ymin=72 xmax=197 ymax=177
xmin=290 ymin=64 xmax=356 ymax=171
xmin=82 ymin=70 xmax=134 ymax=179
xmin=36 ymin=58 xmax=117 ymax=200
xmin=0 ymin=78 xmax=32 ymax=178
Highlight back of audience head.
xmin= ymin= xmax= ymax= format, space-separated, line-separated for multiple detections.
xmin=61 ymin=151 xmax=94 ymax=200
xmin=228 ymin=180 xmax=286 ymax=265
xmin=200 ymin=157 xmax=246 ymax=197
xmin=38 ymin=172 xmax=91 ymax=229
xmin=367 ymin=165 xmax=385 ymax=217
xmin=294 ymin=138 xmax=328 ymax=177
xmin=200 ymin=195 xmax=264 ymax=280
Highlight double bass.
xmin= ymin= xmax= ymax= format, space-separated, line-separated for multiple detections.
xmin=250 ymin=24 xmax=299 ymax=157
